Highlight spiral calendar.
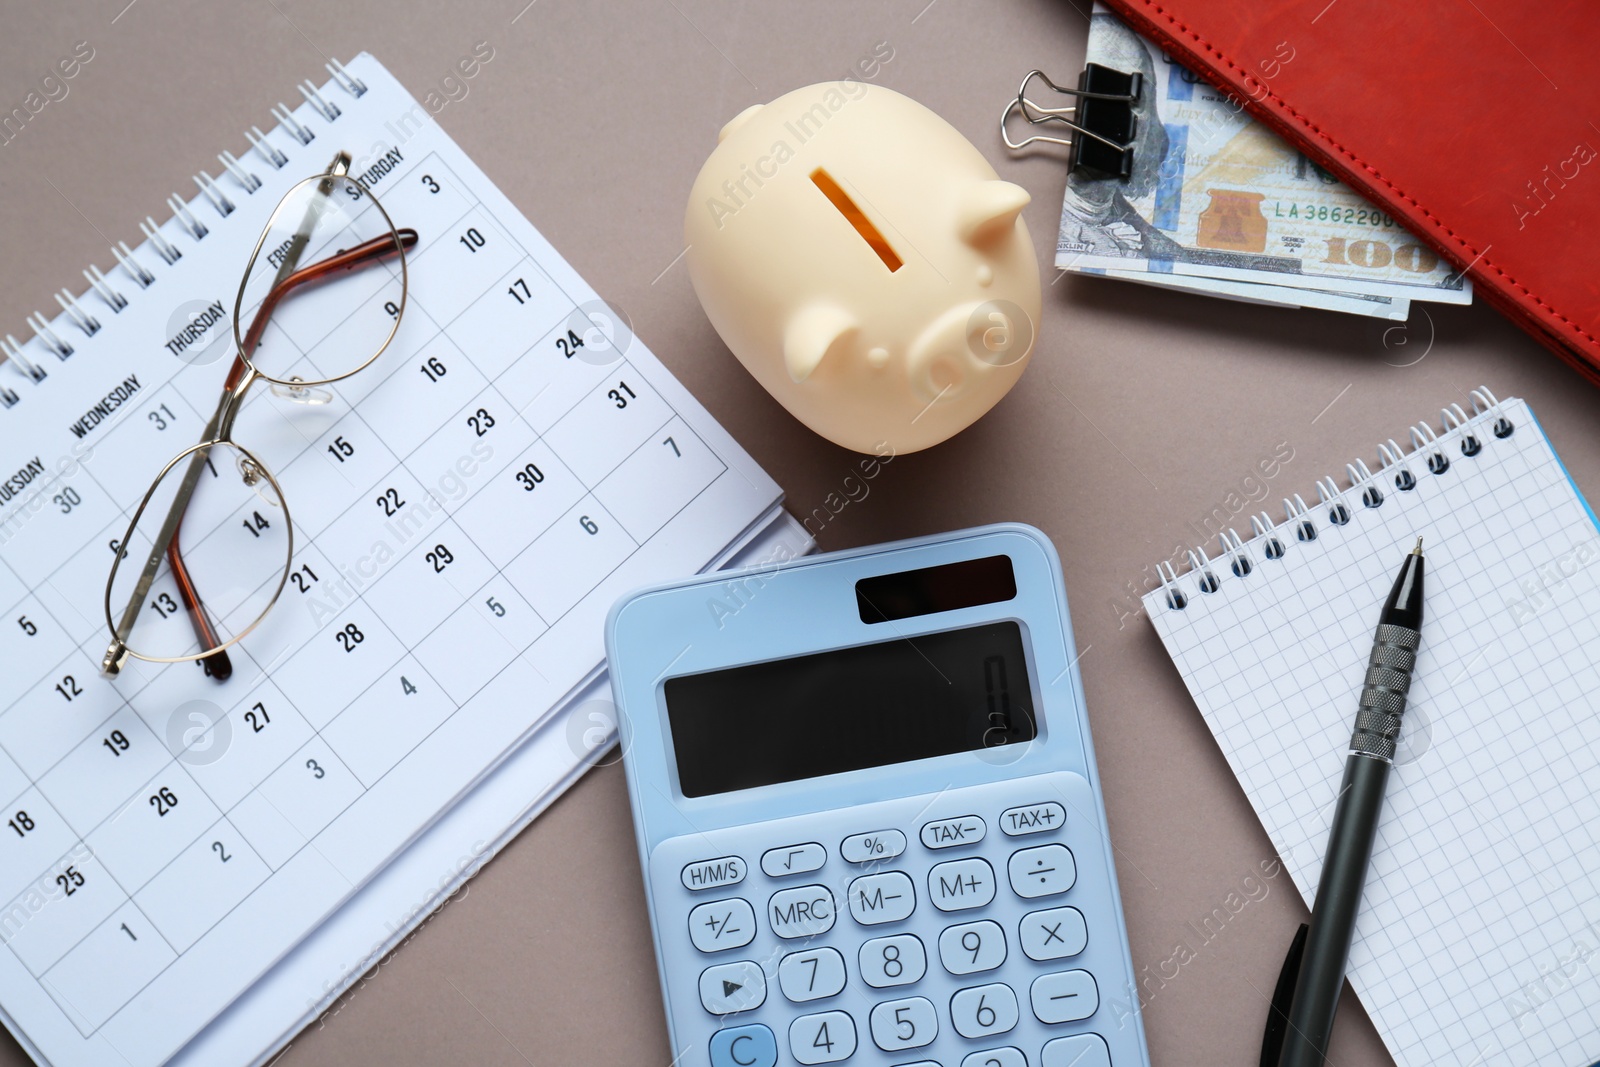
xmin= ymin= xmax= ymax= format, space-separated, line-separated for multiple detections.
xmin=0 ymin=54 xmax=787 ymax=1067
xmin=1144 ymin=389 xmax=1600 ymax=1067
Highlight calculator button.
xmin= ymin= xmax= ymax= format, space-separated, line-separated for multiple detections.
xmin=1000 ymin=801 xmax=1066 ymax=836
xmin=950 ymin=982 xmax=1020 ymax=1039
xmin=1008 ymin=844 xmax=1076 ymax=898
xmin=920 ymin=814 xmax=986 ymax=849
xmin=859 ymin=933 xmax=927 ymax=988
xmin=761 ymin=842 xmax=826 ymax=877
xmin=846 ymin=871 xmax=916 ymax=925
xmin=709 ymin=1024 xmax=778 ymax=1067
xmin=938 ymin=919 xmax=1007 ymax=974
xmin=681 ymin=855 xmax=746 ymax=891
xmin=778 ymin=947 xmax=847 ymax=1002
xmin=789 ymin=1009 xmax=857 ymax=1064
xmin=963 ymin=1048 xmax=1027 ymax=1067
xmin=868 ymin=995 xmax=938 ymax=1051
xmin=768 ymin=884 xmax=836 ymax=939
xmin=840 ymin=829 xmax=906 ymax=864
xmin=688 ymin=898 xmax=757 ymax=953
xmin=1020 ymin=906 xmax=1088 ymax=961
xmin=1042 ymin=1033 xmax=1112 ymax=1067
xmin=1031 ymin=969 xmax=1099 ymax=1024
xmin=928 ymin=858 xmax=996 ymax=911
xmin=699 ymin=960 xmax=767 ymax=1015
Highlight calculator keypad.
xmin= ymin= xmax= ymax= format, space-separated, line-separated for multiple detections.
xmin=650 ymin=772 xmax=1139 ymax=1066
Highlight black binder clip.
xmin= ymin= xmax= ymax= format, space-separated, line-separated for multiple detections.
xmin=1000 ymin=66 xmax=1142 ymax=180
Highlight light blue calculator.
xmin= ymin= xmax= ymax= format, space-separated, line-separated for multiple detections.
xmin=606 ymin=524 xmax=1151 ymax=1067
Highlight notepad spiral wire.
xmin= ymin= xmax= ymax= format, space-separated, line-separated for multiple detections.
xmin=0 ymin=59 xmax=369 ymax=410
xmin=1152 ymin=384 xmax=1514 ymax=611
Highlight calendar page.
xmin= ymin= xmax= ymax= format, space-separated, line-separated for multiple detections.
xmin=0 ymin=54 xmax=780 ymax=1067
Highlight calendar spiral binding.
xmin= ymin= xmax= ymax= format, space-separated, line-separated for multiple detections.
xmin=0 ymin=58 xmax=368 ymax=411
xmin=1154 ymin=384 xmax=1514 ymax=611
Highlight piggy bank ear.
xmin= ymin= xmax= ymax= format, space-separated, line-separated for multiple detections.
xmin=719 ymin=104 xmax=766 ymax=144
xmin=958 ymin=180 xmax=1031 ymax=245
xmin=783 ymin=304 xmax=858 ymax=383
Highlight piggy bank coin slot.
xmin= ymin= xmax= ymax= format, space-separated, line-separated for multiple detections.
xmin=809 ymin=167 xmax=903 ymax=272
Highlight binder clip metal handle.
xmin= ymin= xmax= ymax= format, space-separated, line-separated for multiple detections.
xmin=1000 ymin=65 xmax=1142 ymax=181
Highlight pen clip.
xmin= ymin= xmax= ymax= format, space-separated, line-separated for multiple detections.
xmin=1259 ymin=921 xmax=1309 ymax=1067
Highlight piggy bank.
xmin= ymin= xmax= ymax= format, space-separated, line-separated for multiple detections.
xmin=684 ymin=82 xmax=1041 ymax=454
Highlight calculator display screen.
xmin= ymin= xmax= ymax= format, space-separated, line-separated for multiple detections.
xmin=664 ymin=622 xmax=1037 ymax=797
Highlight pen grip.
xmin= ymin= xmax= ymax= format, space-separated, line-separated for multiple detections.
xmin=1349 ymin=623 xmax=1419 ymax=761
xmin=1277 ymin=754 xmax=1391 ymax=1067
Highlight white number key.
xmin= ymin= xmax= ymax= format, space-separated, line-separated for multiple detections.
xmin=790 ymin=1010 xmax=856 ymax=1064
xmin=869 ymin=995 xmax=937 ymax=1051
xmin=859 ymin=933 xmax=926 ymax=988
xmin=950 ymin=982 xmax=1020 ymax=1039
xmin=846 ymin=870 xmax=915 ymax=925
xmin=778 ymin=947 xmax=846 ymax=1002
xmin=939 ymin=919 xmax=1008 ymax=974
xmin=928 ymin=857 xmax=996 ymax=911
xmin=687 ymin=897 xmax=756 ymax=953
xmin=1020 ymin=905 xmax=1088 ymax=961
xmin=963 ymin=1047 xmax=1027 ymax=1067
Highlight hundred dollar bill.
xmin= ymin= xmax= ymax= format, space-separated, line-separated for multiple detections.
xmin=1056 ymin=6 xmax=1471 ymax=306
xmin=1081 ymin=267 xmax=1410 ymax=320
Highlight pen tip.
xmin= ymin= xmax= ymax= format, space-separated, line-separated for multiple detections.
xmin=1412 ymin=535 xmax=1424 ymax=556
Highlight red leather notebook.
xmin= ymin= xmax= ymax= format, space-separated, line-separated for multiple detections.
xmin=1101 ymin=0 xmax=1600 ymax=385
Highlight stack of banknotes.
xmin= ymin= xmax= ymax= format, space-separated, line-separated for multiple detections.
xmin=1055 ymin=6 xmax=1471 ymax=320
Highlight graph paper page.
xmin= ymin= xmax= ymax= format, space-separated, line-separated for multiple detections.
xmin=1146 ymin=397 xmax=1600 ymax=1067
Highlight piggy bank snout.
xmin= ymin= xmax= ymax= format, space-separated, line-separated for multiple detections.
xmin=908 ymin=300 xmax=1036 ymax=403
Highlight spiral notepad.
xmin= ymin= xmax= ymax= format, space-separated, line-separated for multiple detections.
xmin=0 ymin=54 xmax=792 ymax=1067
xmin=1144 ymin=388 xmax=1600 ymax=1067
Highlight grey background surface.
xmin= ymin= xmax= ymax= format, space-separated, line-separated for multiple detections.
xmin=2 ymin=2 xmax=1596 ymax=1065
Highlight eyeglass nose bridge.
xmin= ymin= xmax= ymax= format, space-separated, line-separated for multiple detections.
xmin=213 ymin=363 xmax=261 ymax=443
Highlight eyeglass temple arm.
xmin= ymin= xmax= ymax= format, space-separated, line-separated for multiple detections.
xmin=225 ymin=228 xmax=419 ymax=390
xmin=164 ymin=227 xmax=419 ymax=675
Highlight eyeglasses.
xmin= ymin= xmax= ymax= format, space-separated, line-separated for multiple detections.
xmin=102 ymin=151 xmax=415 ymax=680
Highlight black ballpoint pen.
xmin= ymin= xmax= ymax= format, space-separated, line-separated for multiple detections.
xmin=1261 ymin=538 xmax=1425 ymax=1067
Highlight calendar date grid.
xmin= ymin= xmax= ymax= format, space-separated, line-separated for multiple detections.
xmin=0 ymin=151 xmax=740 ymax=1039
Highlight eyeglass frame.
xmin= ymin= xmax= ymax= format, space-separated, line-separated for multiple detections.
xmin=101 ymin=151 xmax=414 ymax=678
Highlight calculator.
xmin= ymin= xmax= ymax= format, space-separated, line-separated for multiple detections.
xmin=606 ymin=524 xmax=1150 ymax=1067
